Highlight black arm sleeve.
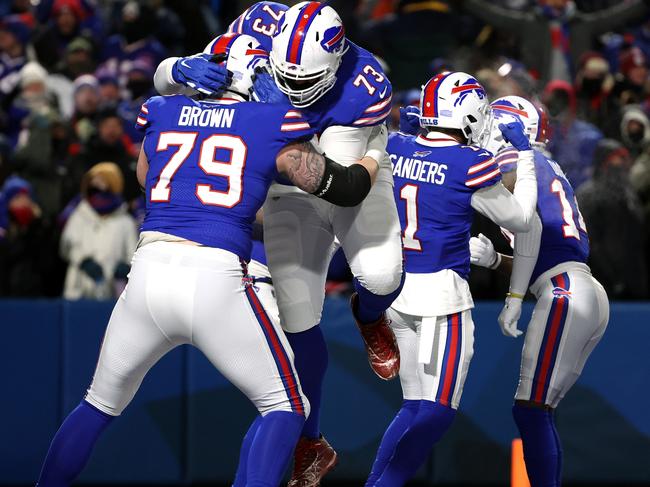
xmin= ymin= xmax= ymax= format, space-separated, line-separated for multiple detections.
xmin=311 ymin=156 xmax=372 ymax=207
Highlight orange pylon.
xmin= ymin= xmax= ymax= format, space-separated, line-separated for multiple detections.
xmin=511 ymin=438 xmax=531 ymax=487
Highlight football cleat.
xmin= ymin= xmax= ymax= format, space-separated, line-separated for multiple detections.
xmin=288 ymin=436 xmax=338 ymax=487
xmin=350 ymin=292 xmax=400 ymax=380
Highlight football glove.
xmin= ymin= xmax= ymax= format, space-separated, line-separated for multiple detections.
xmin=171 ymin=53 xmax=232 ymax=96
xmin=399 ymin=105 xmax=420 ymax=135
xmin=499 ymin=121 xmax=531 ymax=151
xmin=498 ymin=295 xmax=524 ymax=338
xmin=469 ymin=233 xmax=499 ymax=268
xmin=251 ymin=67 xmax=287 ymax=104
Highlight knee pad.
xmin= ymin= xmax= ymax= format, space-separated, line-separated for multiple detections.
xmin=354 ymin=269 xmax=405 ymax=309
xmin=356 ymin=264 xmax=404 ymax=296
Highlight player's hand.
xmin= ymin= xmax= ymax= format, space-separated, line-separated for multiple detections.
xmin=498 ymin=295 xmax=524 ymax=338
xmin=498 ymin=121 xmax=531 ymax=151
xmin=399 ymin=105 xmax=420 ymax=135
xmin=251 ymin=68 xmax=286 ymax=104
xmin=80 ymin=257 xmax=104 ymax=282
xmin=171 ymin=54 xmax=232 ymax=96
xmin=469 ymin=233 xmax=498 ymax=268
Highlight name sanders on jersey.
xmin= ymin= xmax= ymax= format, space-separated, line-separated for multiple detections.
xmin=389 ymin=153 xmax=447 ymax=185
xmin=178 ymin=106 xmax=235 ymax=128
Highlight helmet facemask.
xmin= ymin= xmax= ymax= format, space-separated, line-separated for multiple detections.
xmin=462 ymin=102 xmax=491 ymax=145
xmin=269 ymin=50 xmax=342 ymax=108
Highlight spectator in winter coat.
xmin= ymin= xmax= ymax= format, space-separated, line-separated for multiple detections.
xmin=612 ymin=46 xmax=650 ymax=106
xmin=32 ymin=0 xmax=93 ymax=71
xmin=69 ymin=74 xmax=100 ymax=143
xmin=0 ymin=176 xmax=63 ymax=296
xmin=544 ymin=79 xmax=603 ymax=187
xmin=620 ymin=105 xmax=650 ymax=158
xmin=66 ymin=108 xmax=139 ymax=202
xmin=60 ymin=162 xmax=137 ymax=300
xmin=577 ymin=139 xmax=648 ymax=299
xmin=575 ymin=51 xmax=619 ymax=136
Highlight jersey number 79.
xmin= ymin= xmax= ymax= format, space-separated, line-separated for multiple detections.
xmin=151 ymin=131 xmax=247 ymax=208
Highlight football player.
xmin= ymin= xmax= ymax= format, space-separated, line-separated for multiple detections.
xmin=36 ymin=34 xmax=386 ymax=487
xmin=470 ymin=96 xmax=609 ymax=487
xmin=154 ymin=3 xmax=404 ymax=484
xmin=366 ymin=73 xmax=539 ymax=486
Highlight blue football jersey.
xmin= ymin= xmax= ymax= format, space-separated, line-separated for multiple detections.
xmin=532 ymin=150 xmax=590 ymax=281
xmin=298 ymin=41 xmax=392 ymax=130
xmin=496 ymin=148 xmax=590 ymax=283
xmin=208 ymin=2 xmax=392 ymax=131
xmin=135 ymin=95 xmax=315 ymax=260
xmin=389 ymin=132 xmax=501 ymax=280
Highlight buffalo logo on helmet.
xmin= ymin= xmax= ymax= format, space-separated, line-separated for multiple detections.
xmin=452 ymin=77 xmax=486 ymax=107
xmin=492 ymin=100 xmax=528 ymax=124
xmin=321 ymin=25 xmax=345 ymax=53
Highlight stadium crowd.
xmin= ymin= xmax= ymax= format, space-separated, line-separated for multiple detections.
xmin=0 ymin=0 xmax=649 ymax=300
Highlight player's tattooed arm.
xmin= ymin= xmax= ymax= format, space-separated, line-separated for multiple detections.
xmin=276 ymin=140 xmax=379 ymax=207
xmin=277 ymin=141 xmax=325 ymax=194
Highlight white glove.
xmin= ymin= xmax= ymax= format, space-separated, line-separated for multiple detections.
xmin=498 ymin=295 xmax=524 ymax=338
xmin=469 ymin=233 xmax=500 ymax=268
xmin=364 ymin=124 xmax=388 ymax=164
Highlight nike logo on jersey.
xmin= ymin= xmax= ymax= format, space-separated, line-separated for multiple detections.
xmin=379 ymin=86 xmax=388 ymax=99
xmin=180 ymin=60 xmax=191 ymax=69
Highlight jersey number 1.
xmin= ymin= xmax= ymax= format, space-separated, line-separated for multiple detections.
xmin=400 ymin=184 xmax=422 ymax=251
xmin=151 ymin=131 xmax=246 ymax=208
xmin=550 ymin=178 xmax=587 ymax=239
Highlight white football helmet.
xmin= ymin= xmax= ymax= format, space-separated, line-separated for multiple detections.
xmin=269 ymin=1 xmax=347 ymax=107
xmin=210 ymin=33 xmax=269 ymax=98
xmin=419 ymin=72 xmax=490 ymax=144
xmin=481 ymin=96 xmax=549 ymax=154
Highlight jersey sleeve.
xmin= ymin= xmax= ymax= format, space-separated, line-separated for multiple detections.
xmin=134 ymin=95 xmax=170 ymax=133
xmin=277 ymin=108 xmax=317 ymax=142
xmin=135 ymin=100 xmax=152 ymax=131
xmin=495 ymin=147 xmax=518 ymax=173
xmin=464 ymin=151 xmax=501 ymax=190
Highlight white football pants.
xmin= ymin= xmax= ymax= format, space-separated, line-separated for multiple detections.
xmin=516 ymin=263 xmax=609 ymax=408
xmin=263 ymin=168 xmax=403 ymax=333
xmin=388 ymin=307 xmax=475 ymax=410
xmin=85 ymin=241 xmax=308 ymax=418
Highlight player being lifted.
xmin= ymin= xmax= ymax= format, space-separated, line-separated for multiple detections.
xmin=154 ymin=3 xmax=404 ymax=484
xmin=366 ymin=73 xmax=539 ymax=486
xmin=470 ymin=96 xmax=609 ymax=487
xmin=36 ymin=34 xmax=386 ymax=487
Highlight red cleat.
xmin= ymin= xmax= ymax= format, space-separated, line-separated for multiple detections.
xmin=350 ymin=292 xmax=400 ymax=380
xmin=288 ymin=436 xmax=338 ymax=487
